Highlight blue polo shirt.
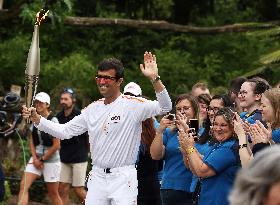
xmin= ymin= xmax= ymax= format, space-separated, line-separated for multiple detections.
xmin=272 ymin=128 xmax=280 ymax=143
xmin=240 ymin=109 xmax=263 ymax=124
xmin=240 ymin=109 xmax=266 ymax=143
xmin=199 ymin=139 xmax=240 ymax=205
xmin=190 ymin=142 xmax=212 ymax=192
xmin=161 ymin=128 xmax=193 ymax=192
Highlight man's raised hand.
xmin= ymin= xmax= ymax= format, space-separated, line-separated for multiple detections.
xmin=140 ymin=51 xmax=158 ymax=80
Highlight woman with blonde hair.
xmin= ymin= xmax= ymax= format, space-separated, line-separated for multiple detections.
xmin=235 ymin=88 xmax=280 ymax=167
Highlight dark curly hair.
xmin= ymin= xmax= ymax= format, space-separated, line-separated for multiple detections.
xmin=97 ymin=58 xmax=124 ymax=79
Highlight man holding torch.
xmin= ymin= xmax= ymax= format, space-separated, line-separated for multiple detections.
xmin=22 ymin=52 xmax=172 ymax=205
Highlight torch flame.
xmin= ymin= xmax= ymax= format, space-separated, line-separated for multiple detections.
xmin=35 ymin=9 xmax=49 ymax=25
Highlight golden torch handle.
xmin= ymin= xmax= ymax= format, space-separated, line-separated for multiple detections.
xmin=25 ymin=9 xmax=49 ymax=123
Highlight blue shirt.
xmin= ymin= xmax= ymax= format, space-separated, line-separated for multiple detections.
xmin=240 ymin=110 xmax=265 ymax=143
xmin=199 ymin=139 xmax=240 ymax=205
xmin=190 ymin=142 xmax=212 ymax=192
xmin=240 ymin=110 xmax=263 ymax=124
xmin=272 ymin=128 xmax=280 ymax=143
xmin=161 ymin=128 xmax=193 ymax=192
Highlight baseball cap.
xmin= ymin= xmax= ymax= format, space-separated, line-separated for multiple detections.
xmin=35 ymin=92 xmax=50 ymax=104
xmin=123 ymin=82 xmax=142 ymax=96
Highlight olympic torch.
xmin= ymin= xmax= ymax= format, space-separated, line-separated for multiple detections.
xmin=24 ymin=9 xmax=49 ymax=123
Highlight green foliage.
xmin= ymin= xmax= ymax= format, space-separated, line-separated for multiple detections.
xmin=0 ymin=181 xmax=12 ymax=205
xmin=40 ymin=52 xmax=97 ymax=102
xmin=20 ymin=0 xmax=73 ymax=25
xmin=0 ymin=0 xmax=279 ymax=103
xmin=247 ymin=22 xmax=280 ymax=78
xmin=190 ymin=0 xmax=260 ymax=26
xmin=260 ymin=50 xmax=280 ymax=64
xmin=0 ymin=35 xmax=29 ymax=89
xmin=3 ymin=181 xmax=12 ymax=202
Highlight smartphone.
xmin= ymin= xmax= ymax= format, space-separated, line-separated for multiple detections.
xmin=189 ymin=119 xmax=199 ymax=135
xmin=166 ymin=113 xmax=175 ymax=121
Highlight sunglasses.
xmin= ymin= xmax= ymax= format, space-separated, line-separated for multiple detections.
xmin=63 ymin=88 xmax=74 ymax=95
xmin=95 ymin=75 xmax=117 ymax=83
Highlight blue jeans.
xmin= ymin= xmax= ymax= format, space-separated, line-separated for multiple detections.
xmin=160 ymin=189 xmax=194 ymax=205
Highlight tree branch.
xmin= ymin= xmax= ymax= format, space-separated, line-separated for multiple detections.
xmin=64 ymin=17 xmax=280 ymax=34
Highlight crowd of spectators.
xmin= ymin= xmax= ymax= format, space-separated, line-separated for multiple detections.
xmin=1 ymin=58 xmax=279 ymax=205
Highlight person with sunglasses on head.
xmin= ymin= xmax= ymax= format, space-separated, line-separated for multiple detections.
xmin=22 ymin=51 xmax=172 ymax=205
xmin=18 ymin=92 xmax=62 ymax=205
xmin=56 ymin=88 xmax=89 ymax=205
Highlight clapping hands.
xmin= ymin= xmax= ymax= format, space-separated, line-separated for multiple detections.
xmin=250 ymin=121 xmax=272 ymax=145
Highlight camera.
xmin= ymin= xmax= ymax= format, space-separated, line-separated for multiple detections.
xmin=0 ymin=92 xmax=22 ymax=138
xmin=166 ymin=113 xmax=175 ymax=121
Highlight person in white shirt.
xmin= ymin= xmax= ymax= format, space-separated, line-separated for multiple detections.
xmin=22 ymin=51 xmax=172 ymax=205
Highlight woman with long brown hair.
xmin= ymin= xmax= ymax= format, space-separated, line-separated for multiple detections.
xmin=150 ymin=94 xmax=200 ymax=205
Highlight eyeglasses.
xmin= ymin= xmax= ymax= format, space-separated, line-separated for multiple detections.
xmin=207 ymin=106 xmax=220 ymax=113
xmin=95 ymin=75 xmax=117 ymax=83
xmin=63 ymin=88 xmax=74 ymax=95
xmin=176 ymin=106 xmax=192 ymax=113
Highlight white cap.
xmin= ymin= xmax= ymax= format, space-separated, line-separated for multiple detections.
xmin=35 ymin=92 xmax=50 ymax=104
xmin=123 ymin=82 xmax=142 ymax=96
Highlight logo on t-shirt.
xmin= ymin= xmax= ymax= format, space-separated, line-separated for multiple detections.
xmin=111 ymin=115 xmax=121 ymax=123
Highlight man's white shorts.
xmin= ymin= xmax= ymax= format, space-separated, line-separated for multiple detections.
xmin=25 ymin=157 xmax=61 ymax=183
xmin=85 ymin=165 xmax=137 ymax=205
xmin=60 ymin=162 xmax=88 ymax=187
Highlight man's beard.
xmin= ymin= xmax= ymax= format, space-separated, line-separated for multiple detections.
xmin=61 ymin=103 xmax=73 ymax=110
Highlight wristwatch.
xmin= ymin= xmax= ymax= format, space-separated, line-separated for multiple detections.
xmin=151 ymin=75 xmax=161 ymax=84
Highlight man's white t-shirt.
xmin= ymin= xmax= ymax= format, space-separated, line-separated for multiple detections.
xmin=37 ymin=89 xmax=172 ymax=168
